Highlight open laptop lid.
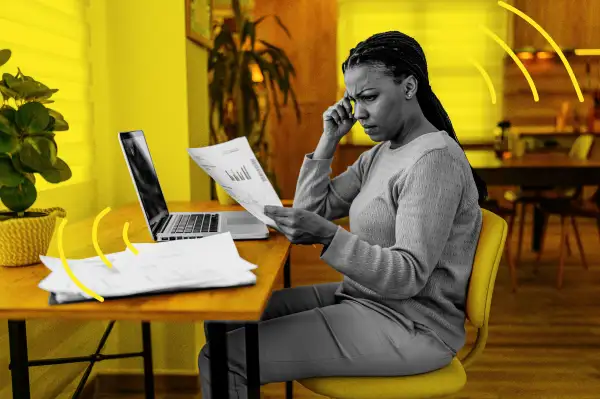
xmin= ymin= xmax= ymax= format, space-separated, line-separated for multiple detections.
xmin=118 ymin=130 xmax=170 ymax=240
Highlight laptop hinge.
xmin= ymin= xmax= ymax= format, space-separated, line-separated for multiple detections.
xmin=155 ymin=214 xmax=172 ymax=236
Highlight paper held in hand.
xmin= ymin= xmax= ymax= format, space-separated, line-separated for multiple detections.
xmin=187 ymin=137 xmax=283 ymax=229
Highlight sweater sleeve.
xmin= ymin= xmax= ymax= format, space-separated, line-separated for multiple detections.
xmin=292 ymin=148 xmax=375 ymax=221
xmin=320 ymin=149 xmax=465 ymax=299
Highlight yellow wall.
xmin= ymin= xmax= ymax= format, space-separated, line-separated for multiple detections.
xmin=0 ymin=0 xmax=211 ymax=397
xmin=337 ymin=0 xmax=510 ymax=145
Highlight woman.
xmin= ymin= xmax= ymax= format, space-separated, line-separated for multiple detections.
xmin=198 ymin=30 xmax=486 ymax=398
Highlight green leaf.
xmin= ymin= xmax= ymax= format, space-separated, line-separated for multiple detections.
xmin=274 ymin=15 xmax=292 ymax=39
xmin=47 ymin=109 xmax=69 ymax=131
xmin=212 ymin=23 xmax=237 ymax=54
xmin=253 ymin=16 xmax=267 ymax=26
xmin=19 ymin=136 xmax=57 ymax=172
xmin=0 ymin=157 xmax=24 ymax=187
xmin=0 ymin=113 xmax=18 ymax=136
xmin=0 ymin=178 xmax=37 ymax=213
xmin=51 ymin=117 xmax=68 ymax=131
xmin=10 ymin=155 xmax=37 ymax=174
xmin=47 ymin=108 xmax=65 ymax=121
xmin=0 ymin=49 xmax=11 ymax=67
xmin=41 ymin=157 xmax=71 ymax=183
xmin=1 ymin=105 xmax=17 ymax=122
xmin=10 ymin=80 xmax=46 ymax=99
xmin=16 ymin=101 xmax=50 ymax=134
xmin=0 ymin=83 xmax=18 ymax=101
xmin=2 ymin=73 xmax=18 ymax=88
xmin=0 ymin=131 xmax=18 ymax=153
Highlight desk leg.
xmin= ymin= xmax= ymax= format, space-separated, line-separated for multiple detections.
xmin=207 ymin=322 xmax=229 ymax=398
xmin=141 ymin=322 xmax=155 ymax=399
xmin=283 ymin=251 xmax=294 ymax=399
xmin=7 ymin=320 xmax=30 ymax=399
xmin=284 ymin=251 xmax=291 ymax=289
xmin=245 ymin=323 xmax=260 ymax=399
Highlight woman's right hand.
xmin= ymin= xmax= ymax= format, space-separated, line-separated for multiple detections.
xmin=323 ymin=92 xmax=356 ymax=141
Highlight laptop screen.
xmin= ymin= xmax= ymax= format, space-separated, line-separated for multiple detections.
xmin=119 ymin=131 xmax=169 ymax=234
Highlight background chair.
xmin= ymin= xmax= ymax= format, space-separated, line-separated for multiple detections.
xmin=294 ymin=208 xmax=508 ymax=399
xmin=503 ymin=134 xmax=595 ymax=268
xmin=535 ymin=187 xmax=600 ymax=289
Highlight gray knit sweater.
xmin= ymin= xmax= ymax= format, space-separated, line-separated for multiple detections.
xmin=293 ymin=131 xmax=482 ymax=353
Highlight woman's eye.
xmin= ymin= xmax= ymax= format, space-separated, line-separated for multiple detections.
xmin=363 ymin=95 xmax=377 ymax=102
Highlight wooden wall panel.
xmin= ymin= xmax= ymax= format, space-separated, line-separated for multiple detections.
xmin=503 ymin=57 xmax=600 ymax=127
xmin=512 ymin=0 xmax=600 ymax=49
xmin=253 ymin=0 xmax=338 ymax=199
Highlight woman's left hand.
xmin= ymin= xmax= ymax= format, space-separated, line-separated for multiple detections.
xmin=264 ymin=206 xmax=339 ymax=246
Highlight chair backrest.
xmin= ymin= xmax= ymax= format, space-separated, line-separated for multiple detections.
xmin=466 ymin=208 xmax=508 ymax=328
xmin=568 ymin=134 xmax=595 ymax=160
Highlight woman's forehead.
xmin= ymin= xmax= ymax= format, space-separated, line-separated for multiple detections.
xmin=344 ymin=65 xmax=393 ymax=95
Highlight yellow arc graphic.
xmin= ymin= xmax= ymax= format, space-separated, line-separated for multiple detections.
xmin=123 ymin=222 xmax=139 ymax=255
xmin=481 ymin=25 xmax=539 ymax=102
xmin=93 ymin=207 xmax=113 ymax=268
xmin=469 ymin=59 xmax=497 ymax=105
xmin=57 ymin=218 xmax=104 ymax=302
xmin=498 ymin=1 xmax=584 ymax=103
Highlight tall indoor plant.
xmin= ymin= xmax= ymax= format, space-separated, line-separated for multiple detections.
xmin=208 ymin=0 xmax=300 ymax=203
xmin=0 ymin=49 xmax=72 ymax=266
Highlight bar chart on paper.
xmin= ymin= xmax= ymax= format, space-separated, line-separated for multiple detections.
xmin=225 ymin=165 xmax=253 ymax=181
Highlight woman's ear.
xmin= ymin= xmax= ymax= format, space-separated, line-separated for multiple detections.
xmin=405 ymin=75 xmax=418 ymax=99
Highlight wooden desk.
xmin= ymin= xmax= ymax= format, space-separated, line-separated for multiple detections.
xmin=0 ymin=201 xmax=292 ymax=399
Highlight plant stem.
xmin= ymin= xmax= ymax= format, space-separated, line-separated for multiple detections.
xmin=231 ymin=0 xmax=243 ymax=32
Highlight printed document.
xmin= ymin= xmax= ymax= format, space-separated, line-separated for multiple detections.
xmin=187 ymin=137 xmax=283 ymax=228
xmin=38 ymin=232 xmax=257 ymax=303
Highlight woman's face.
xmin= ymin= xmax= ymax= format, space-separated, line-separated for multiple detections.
xmin=344 ymin=64 xmax=409 ymax=142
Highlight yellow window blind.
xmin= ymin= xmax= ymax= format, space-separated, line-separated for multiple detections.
xmin=0 ymin=0 xmax=94 ymax=192
xmin=337 ymin=0 xmax=509 ymax=145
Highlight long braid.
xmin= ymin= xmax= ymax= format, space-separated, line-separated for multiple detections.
xmin=342 ymin=31 xmax=488 ymax=203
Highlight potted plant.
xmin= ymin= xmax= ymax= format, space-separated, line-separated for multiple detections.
xmin=208 ymin=0 xmax=301 ymax=204
xmin=0 ymin=49 xmax=72 ymax=267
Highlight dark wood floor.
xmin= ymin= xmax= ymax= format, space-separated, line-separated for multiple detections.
xmin=92 ymin=216 xmax=600 ymax=399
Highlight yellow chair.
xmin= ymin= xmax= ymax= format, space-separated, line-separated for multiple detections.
xmin=296 ymin=208 xmax=508 ymax=399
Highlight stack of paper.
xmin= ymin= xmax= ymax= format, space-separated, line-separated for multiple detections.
xmin=38 ymin=232 xmax=257 ymax=304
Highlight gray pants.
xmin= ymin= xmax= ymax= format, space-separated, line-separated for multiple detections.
xmin=198 ymin=283 xmax=454 ymax=399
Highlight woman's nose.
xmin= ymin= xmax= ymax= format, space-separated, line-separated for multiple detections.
xmin=353 ymin=103 xmax=367 ymax=119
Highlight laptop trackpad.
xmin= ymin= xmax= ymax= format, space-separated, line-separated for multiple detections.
xmin=226 ymin=212 xmax=262 ymax=226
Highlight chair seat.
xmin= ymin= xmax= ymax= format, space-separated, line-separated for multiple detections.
xmin=297 ymin=357 xmax=467 ymax=399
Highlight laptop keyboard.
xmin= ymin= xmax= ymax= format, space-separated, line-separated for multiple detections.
xmin=170 ymin=213 xmax=219 ymax=235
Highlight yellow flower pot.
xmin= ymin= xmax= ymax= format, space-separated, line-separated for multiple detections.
xmin=0 ymin=207 xmax=66 ymax=267
xmin=215 ymin=182 xmax=238 ymax=206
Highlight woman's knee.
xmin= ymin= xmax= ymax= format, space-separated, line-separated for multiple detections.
xmin=198 ymin=343 xmax=209 ymax=374
xmin=261 ymin=283 xmax=339 ymax=321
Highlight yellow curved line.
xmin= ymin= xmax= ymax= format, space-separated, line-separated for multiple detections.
xmin=481 ymin=25 xmax=539 ymax=102
xmin=469 ymin=59 xmax=497 ymax=104
xmin=498 ymin=1 xmax=584 ymax=102
xmin=93 ymin=207 xmax=113 ymax=268
xmin=122 ymin=222 xmax=139 ymax=255
xmin=57 ymin=218 xmax=104 ymax=302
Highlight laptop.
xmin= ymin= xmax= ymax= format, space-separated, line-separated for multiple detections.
xmin=118 ymin=130 xmax=270 ymax=242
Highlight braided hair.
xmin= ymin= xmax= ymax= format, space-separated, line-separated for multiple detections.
xmin=342 ymin=31 xmax=488 ymax=203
